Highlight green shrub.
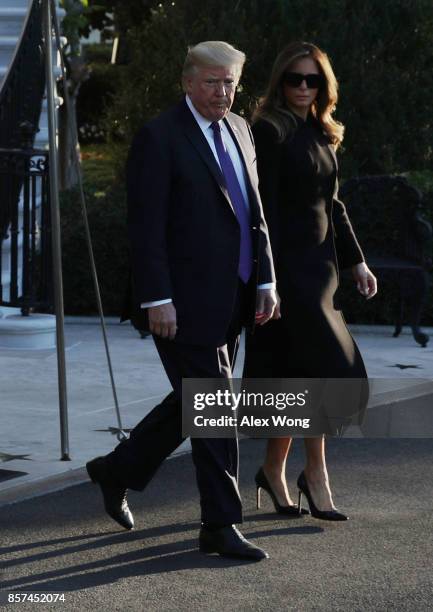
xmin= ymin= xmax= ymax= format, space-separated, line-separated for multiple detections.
xmin=76 ymin=62 xmax=124 ymax=143
xmin=60 ymin=169 xmax=433 ymax=323
xmin=66 ymin=1 xmax=433 ymax=320
xmin=103 ymin=0 xmax=433 ymax=180
xmin=339 ymin=173 xmax=433 ymax=327
xmin=60 ymin=171 xmax=129 ymax=316
xmin=81 ymin=42 xmax=113 ymax=63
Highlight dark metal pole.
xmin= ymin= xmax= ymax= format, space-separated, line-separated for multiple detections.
xmin=43 ymin=0 xmax=70 ymax=460
xmin=49 ymin=0 xmax=126 ymax=442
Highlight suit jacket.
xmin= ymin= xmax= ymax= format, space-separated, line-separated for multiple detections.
xmin=125 ymin=99 xmax=275 ymax=345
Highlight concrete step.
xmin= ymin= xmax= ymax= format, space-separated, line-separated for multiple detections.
xmin=0 ymin=34 xmax=18 ymax=51
xmin=0 ymin=8 xmax=27 ymax=36
xmin=0 ymin=54 xmax=13 ymax=73
xmin=0 ymin=8 xmax=28 ymax=17
xmin=0 ymin=35 xmax=18 ymax=67
xmin=0 ymin=313 xmax=56 ymax=349
xmin=0 ymin=0 xmax=30 ymax=8
xmin=34 ymin=125 xmax=48 ymax=144
xmin=0 ymin=23 xmax=24 ymax=38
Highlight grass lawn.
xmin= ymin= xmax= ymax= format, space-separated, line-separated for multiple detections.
xmin=80 ymin=143 xmax=121 ymax=191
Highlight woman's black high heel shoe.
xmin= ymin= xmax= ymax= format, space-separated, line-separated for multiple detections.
xmin=297 ymin=471 xmax=348 ymax=521
xmin=255 ymin=467 xmax=309 ymax=516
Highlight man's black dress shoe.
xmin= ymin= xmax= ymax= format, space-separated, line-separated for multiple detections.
xmin=86 ymin=456 xmax=134 ymax=530
xmin=199 ymin=525 xmax=268 ymax=560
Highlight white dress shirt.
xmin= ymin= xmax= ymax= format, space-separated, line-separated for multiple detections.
xmin=141 ymin=96 xmax=274 ymax=308
xmin=185 ymin=95 xmax=251 ymax=206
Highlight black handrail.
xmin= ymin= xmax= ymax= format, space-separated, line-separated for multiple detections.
xmin=0 ymin=0 xmax=45 ymax=241
xmin=0 ymin=0 xmax=51 ymax=313
xmin=0 ymin=141 xmax=52 ymax=313
xmin=0 ymin=0 xmax=45 ymax=148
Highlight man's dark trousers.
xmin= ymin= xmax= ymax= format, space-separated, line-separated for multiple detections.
xmin=106 ymin=281 xmax=250 ymax=526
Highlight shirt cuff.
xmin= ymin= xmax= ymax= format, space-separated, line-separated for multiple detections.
xmin=257 ymin=283 xmax=276 ymax=290
xmin=140 ymin=298 xmax=172 ymax=309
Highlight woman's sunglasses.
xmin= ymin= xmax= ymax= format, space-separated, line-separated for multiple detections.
xmin=283 ymin=72 xmax=324 ymax=89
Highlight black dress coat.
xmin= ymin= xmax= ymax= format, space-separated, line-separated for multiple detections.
xmin=243 ymin=114 xmax=368 ymax=430
xmin=125 ymin=99 xmax=275 ymax=346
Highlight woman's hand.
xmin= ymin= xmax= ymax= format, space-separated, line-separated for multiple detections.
xmin=272 ymin=290 xmax=282 ymax=319
xmin=351 ymin=262 xmax=377 ymax=300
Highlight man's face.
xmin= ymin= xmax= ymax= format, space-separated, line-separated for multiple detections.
xmin=185 ymin=65 xmax=238 ymax=122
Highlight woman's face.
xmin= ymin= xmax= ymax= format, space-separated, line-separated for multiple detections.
xmin=282 ymin=56 xmax=322 ymax=115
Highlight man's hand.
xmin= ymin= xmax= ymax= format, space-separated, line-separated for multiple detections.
xmin=352 ymin=262 xmax=377 ymax=300
xmin=255 ymin=288 xmax=278 ymax=325
xmin=148 ymin=303 xmax=177 ymax=339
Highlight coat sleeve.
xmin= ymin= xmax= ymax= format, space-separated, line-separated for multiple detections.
xmin=126 ymin=124 xmax=173 ymax=303
xmin=251 ymin=120 xmax=283 ymax=275
xmin=245 ymin=120 xmax=276 ymax=286
xmin=332 ymin=175 xmax=365 ymax=270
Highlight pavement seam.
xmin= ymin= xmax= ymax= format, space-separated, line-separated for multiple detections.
xmin=0 ymin=450 xmax=192 ymax=508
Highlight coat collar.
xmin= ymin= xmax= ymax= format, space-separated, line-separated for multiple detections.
xmin=224 ymin=114 xmax=260 ymax=215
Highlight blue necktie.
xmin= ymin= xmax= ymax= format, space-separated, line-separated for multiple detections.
xmin=211 ymin=121 xmax=253 ymax=283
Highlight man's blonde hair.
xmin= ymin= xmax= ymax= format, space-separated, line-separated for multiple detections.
xmin=182 ymin=41 xmax=246 ymax=87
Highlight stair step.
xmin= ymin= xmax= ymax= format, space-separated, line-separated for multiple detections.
xmin=0 ymin=8 xmax=28 ymax=17
xmin=0 ymin=0 xmax=30 ymax=8
xmin=0 ymin=35 xmax=19 ymax=47
xmin=0 ymin=24 xmax=25 ymax=37
xmin=0 ymin=314 xmax=56 ymax=350
xmin=0 ymin=9 xmax=27 ymax=35
xmin=0 ymin=36 xmax=18 ymax=65
xmin=34 ymin=126 xmax=48 ymax=144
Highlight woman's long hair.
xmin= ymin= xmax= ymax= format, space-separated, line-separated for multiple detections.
xmin=253 ymin=42 xmax=344 ymax=148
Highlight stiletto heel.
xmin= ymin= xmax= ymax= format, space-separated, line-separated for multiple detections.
xmin=297 ymin=471 xmax=348 ymax=521
xmin=255 ymin=467 xmax=309 ymax=516
xmin=297 ymin=490 xmax=302 ymax=516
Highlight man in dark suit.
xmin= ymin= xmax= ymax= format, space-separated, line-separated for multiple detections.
xmin=87 ymin=41 xmax=276 ymax=560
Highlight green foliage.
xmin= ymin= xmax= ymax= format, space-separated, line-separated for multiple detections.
xmin=81 ymin=42 xmax=112 ymax=63
xmin=103 ymin=0 xmax=288 ymax=155
xmin=101 ymin=0 xmax=433 ymax=179
xmin=60 ymin=145 xmax=128 ymax=316
xmin=76 ymin=62 xmax=125 ymax=143
xmin=406 ymin=170 xmax=433 ymax=226
xmin=337 ymin=178 xmax=433 ymax=327
xmin=339 ymin=266 xmax=433 ymax=328
xmin=78 ymin=0 xmax=154 ymax=40
xmin=80 ymin=143 xmax=117 ymax=186
xmin=60 ymin=0 xmax=89 ymax=57
xmin=78 ymin=0 xmax=114 ymax=39
xmin=68 ymin=0 xmax=433 ymax=320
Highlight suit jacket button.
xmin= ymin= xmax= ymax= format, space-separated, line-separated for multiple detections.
xmin=252 ymin=226 xmax=257 ymax=230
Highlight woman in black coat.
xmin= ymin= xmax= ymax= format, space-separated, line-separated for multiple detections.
xmin=244 ymin=42 xmax=377 ymax=520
